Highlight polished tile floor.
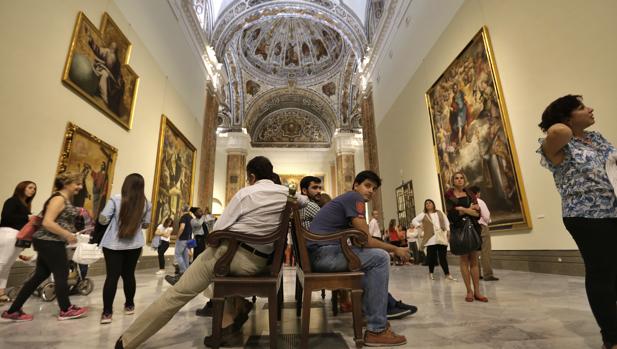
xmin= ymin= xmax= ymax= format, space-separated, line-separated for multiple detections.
xmin=0 ymin=264 xmax=603 ymax=348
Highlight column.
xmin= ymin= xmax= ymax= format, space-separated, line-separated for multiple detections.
xmin=332 ymin=132 xmax=361 ymax=195
xmin=361 ymin=87 xmax=384 ymax=219
xmin=221 ymin=132 xmax=251 ymax=205
xmin=197 ymin=86 xmax=218 ymax=211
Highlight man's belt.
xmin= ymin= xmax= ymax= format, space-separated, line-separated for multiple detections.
xmin=239 ymin=243 xmax=270 ymax=259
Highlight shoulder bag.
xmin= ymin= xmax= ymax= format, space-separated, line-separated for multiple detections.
xmin=449 ymin=217 xmax=482 ymax=256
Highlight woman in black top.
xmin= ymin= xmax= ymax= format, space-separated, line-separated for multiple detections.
xmin=445 ymin=172 xmax=487 ymax=303
xmin=0 ymin=181 xmax=37 ymax=301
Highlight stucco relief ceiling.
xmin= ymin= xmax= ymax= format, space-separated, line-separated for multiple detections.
xmin=252 ymin=108 xmax=331 ymax=148
xmin=204 ymin=0 xmax=370 ymax=147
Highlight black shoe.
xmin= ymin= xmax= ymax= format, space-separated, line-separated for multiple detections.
xmin=386 ymin=306 xmax=412 ymax=320
xmin=115 ymin=338 xmax=124 ymax=349
xmin=483 ymin=276 xmax=499 ymax=281
xmin=394 ymin=301 xmax=418 ymax=315
xmin=196 ymin=301 xmax=213 ymax=317
xmin=165 ymin=274 xmax=181 ymax=286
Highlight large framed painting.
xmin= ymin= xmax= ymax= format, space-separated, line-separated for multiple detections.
xmin=395 ymin=180 xmax=416 ymax=229
xmin=56 ymin=122 xmax=118 ymax=220
xmin=150 ymin=115 xmax=197 ymax=241
xmin=279 ymin=174 xmax=326 ymax=192
xmin=62 ymin=12 xmax=139 ymax=130
xmin=425 ymin=26 xmax=531 ymax=230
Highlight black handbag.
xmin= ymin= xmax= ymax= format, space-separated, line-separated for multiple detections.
xmin=449 ymin=217 xmax=482 ymax=256
xmin=90 ymin=199 xmax=115 ymax=245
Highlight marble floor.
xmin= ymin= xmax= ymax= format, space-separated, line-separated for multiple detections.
xmin=0 ymin=264 xmax=603 ymax=349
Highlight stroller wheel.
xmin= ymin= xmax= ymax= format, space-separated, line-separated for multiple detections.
xmin=78 ymin=278 xmax=94 ymax=295
xmin=41 ymin=283 xmax=56 ymax=302
xmin=7 ymin=286 xmax=21 ymax=300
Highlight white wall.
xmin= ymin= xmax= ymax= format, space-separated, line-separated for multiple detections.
xmin=375 ymin=0 xmax=617 ymax=250
xmin=0 ymin=1 xmax=204 ymax=216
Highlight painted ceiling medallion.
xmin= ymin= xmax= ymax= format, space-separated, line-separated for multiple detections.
xmin=240 ymin=17 xmax=344 ymax=82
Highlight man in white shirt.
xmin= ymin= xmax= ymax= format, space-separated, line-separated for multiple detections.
xmin=368 ymin=209 xmax=383 ymax=240
xmin=469 ymin=186 xmax=499 ymax=281
xmin=116 ymin=156 xmax=305 ymax=349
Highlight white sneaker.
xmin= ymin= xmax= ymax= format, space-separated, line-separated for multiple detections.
xmin=156 ymin=270 xmax=165 ymax=275
xmin=445 ymin=275 xmax=457 ymax=281
xmin=429 ymin=273 xmax=435 ymax=280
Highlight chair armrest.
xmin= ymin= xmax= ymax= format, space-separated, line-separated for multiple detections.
xmin=302 ymin=228 xmax=368 ymax=272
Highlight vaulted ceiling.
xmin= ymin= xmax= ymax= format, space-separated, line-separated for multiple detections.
xmin=187 ymin=0 xmax=387 ymax=147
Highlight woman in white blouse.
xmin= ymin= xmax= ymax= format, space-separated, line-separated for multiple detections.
xmin=412 ymin=199 xmax=456 ymax=281
xmin=155 ymin=218 xmax=173 ymax=275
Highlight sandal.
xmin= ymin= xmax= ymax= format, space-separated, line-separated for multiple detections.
xmin=474 ymin=295 xmax=488 ymax=302
xmin=465 ymin=294 xmax=473 ymax=302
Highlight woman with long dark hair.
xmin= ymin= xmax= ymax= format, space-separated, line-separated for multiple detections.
xmin=412 ymin=199 xmax=456 ymax=281
xmin=99 ymin=173 xmax=151 ymax=324
xmin=2 ymin=173 xmax=88 ymax=321
xmin=0 ymin=181 xmax=37 ymax=301
xmin=387 ymin=219 xmax=401 ymax=246
xmin=538 ymin=95 xmax=617 ymax=349
xmin=155 ymin=217 xmax=173 ymax=275
xmin=445 ymin=172 xmax=487 ymax=303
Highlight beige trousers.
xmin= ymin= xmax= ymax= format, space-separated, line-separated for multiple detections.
xmin=120 ymin=243 xmax=268 ymax=349
xmin=479 ymin=225 xmax=494 ymax=277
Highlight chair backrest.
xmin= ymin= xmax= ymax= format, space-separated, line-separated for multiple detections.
xmin=268 ymin=200 xmax=293 ymax=276
xmin=291 ymin=205 xmax=313 ymax=273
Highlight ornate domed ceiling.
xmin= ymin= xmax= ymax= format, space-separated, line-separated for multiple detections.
xmin=239 ymin=17 xmax=345 ymax=83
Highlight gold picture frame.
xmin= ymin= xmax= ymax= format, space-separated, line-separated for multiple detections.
xmin=62 ymin=11 xmax=139 ymax=130
xmin=56 ymin=122 xmax=118 ymax=219
xmin=425 ymin=26 xmax=531 ymax=230
xmin=149 ymin=115 xmax=197 ymax=241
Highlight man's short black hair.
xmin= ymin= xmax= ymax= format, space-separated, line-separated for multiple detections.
xmin=353 ymin=170 xmax=382 ymax=189
xmin=468 ymin=185 xmax=481 ymax=195
xmin=538 ymin=94 xmax=583 ymax=132
xmin=246 ymin=156 xmax=274 ymax=181
xmin=300 ymin=176 xmax=322 ymax=191
xmin=271 ymin=173 xmax=281 ymax=185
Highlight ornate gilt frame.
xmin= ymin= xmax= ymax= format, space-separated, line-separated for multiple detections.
xmin=149 ymin=115 xmax=197 ymax=241
xmin=56 ymin=122 xmax=118 ymax=216
xmin=62 ymin=12 xmax=139 ymax=130
xmin=425 ymin=26 xmax=532 ymax=230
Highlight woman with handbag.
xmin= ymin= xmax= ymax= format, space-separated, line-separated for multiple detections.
xmin=0 ymin=181 xmax=37 ymax=302
xmin=154 ymin=217 xmax=173 ymax=275
xmin=99 ymin=173 xmax=151 ymax=324
xmin=538 ymin=95 xmax=617 ymax=349
xmin=2 ymin=173 xmax=88 ymax=321
xmin=412 ymin=199 xmax=456 ymax=280
xmin=445 ymin=172 xmax=487 ymax=302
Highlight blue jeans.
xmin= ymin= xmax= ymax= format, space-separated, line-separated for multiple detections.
xmin=309 ymin=244 xmax=389 ymax=332
xmin=174 ymin=240 xmax=190 ymax=274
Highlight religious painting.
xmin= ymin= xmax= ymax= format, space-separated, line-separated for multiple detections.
xmin=56 ymin=122 xmax=118 ymax=220
xmin=395 ymin=181 xmax=416 ymax=229
xmin=425 ymin=27 xmax=531 ymax=229
xmin=279 ymin=174 xmax=326 ymax=193
xmin=62 ymin=12 xmax=139 ymax=130
xmin=150 ymin=115 xmax=196 ymax=241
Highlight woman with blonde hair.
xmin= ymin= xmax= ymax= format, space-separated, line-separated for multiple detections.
xmin=412 ymin=199 xmax=456 ymax=280
xmin=99 ymin=173 xmax=151 ymax=324
xmin=0 ymin=181 xmax=37 ymax=302
xmin=2 ymin=173 xmax=88 ymax=321
xmin=445 ymin=171 xmax=487 ymax=302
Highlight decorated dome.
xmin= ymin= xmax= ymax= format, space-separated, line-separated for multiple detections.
xmin=239 ymin=17 xmax=345 ymax=82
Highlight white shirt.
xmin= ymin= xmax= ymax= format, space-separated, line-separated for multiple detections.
xmin=477 ymin=198 xmax=491 ymax=227
xmin=156 ymin=224 xmax=173 ymax=242
xmin=411 ymin=211 xmax=450 ymax=247
xmin=213 ymin=179 xmax=308 ymax=254
xmin=406 ymin=228 xmax=418 ymax=242
xmin=368 ymin=218 xmax=381 ymax=238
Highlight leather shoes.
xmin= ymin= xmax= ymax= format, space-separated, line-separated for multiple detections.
xmin=196 ymin=301 xmax=213 ymax=317
xmin=203 ymin=323 xmax=242 ymax=348
xmin=483 ymin=276 xmax=499 ymax=281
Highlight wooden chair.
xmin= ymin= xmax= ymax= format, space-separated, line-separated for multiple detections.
xmin=290 ymin=205 xmax=368 ymax=349
xmin=205 ymin=199 xmax=293 ymax=349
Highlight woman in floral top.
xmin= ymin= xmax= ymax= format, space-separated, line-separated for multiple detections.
xmin=538 ymin=95 xmax=617 ymax=349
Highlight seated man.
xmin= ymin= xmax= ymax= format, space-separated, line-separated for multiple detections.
xmin=308 ymin=171 xmax=410 ymax=346
xmin=299 ymin=176 xmax=417 ymax=319
xmin=115 ymin=156 xmax=305 ymax=348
